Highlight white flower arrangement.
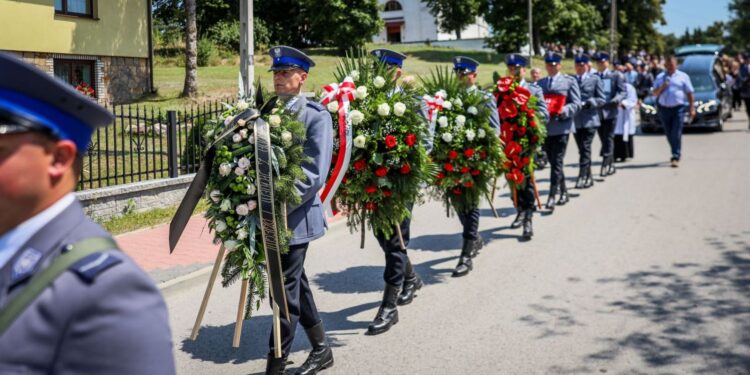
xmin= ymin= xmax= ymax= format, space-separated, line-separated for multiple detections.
xmin=246 ymin=183 xmax=256 ymax=195
xmin=215 ymin=220 xmax=227 ymax=233
xmin=232 ymin=133 xmax=243 ymax=143
xmin=442 ymin=100 xmax=453 ymax=110
xmin=478 ymin=128 xmax=486 ymax=139
xmin=350 ymin=70 xmax=360 ymax=80
xmin=235 ymin=203 xmax=249 ymax=216
xmin=238 ymin=157 xmax=251 ymax=169
xmin=234 ymin=167 xmax=245 ymax=176
xmin=327 ymin=101 xmax=340 ymax=113
xmin=209 ymin=190 xmax=222 ymax=203
xmin=218 ymin=162 xmax=232 ymax=176
xmin=393 ymin=102 xmax=406 ymax=117
xmin=236 ymin=100 xmax=249 ymax=111
xmin=236 ymin=228 xmax=248 ymax=240
xmin=438 ymin=116 xmax=449 ymax=128
xmin=465 ymin=129 xmax=476 ymax=141
xmin=373 ymin=76 xmax=386 ymax=88
xmin=353 ymin=134 xmax=367 ymax=148
xmin=268 ymin=114 xmax=282 ymax=127
xmin=281 ymin=131 xmax=293 ymax=145
xmin=247 ymin=200 xmax=258 ymax=211
xmin=349 ymin=110 xmax=365 ymax=125
xmin=377 ymin=103 xmax=390 ymax=116
xmin=355 ymin=86 xmax=368 ymax=99
xmin=223 ymin=240 xmax=238 ymax=251
xmin=224 ymin=116 xmax=235 ymax=126
xmin=219 ymin=198 xmax=231 ymax=212
xmin=467 ymin=106 xmax=478 ymax=115
xmin=441 ymin=132 xmax=453 ymax=142
xmin=455 ymin=115 xmax=466 ymax=127
xmin=453 ymin=98 xmax=463 ymax=108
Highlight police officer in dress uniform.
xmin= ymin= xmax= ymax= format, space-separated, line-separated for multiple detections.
xmin=537 ymin=52 xmax=581 ymax=212
xmin=592 ymin=52 xmax=627 ymax=177
xmin=366 ymin=48 xmax=427 ymax=335
xmin=0 ymin=53 xmax=175 ymax=374
xmin=573 ymin=54 xmax=606 ymax=189
xmin=266 ymin=46 xmax=334 ymax=375
xmin=505 ymin=54 xmax=549 ymax=239
xmin=450 ymin=56 xmax=500 ymax=277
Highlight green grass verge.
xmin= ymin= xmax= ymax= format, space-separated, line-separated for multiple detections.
xmin=100 ymin=199 xmax=209 ymax=236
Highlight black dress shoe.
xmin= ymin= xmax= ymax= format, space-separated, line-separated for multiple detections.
xmin=367 ymin=283 xmax=400 ymax=335
xmin=583 ymin=168 xmax=594 ymax=188
xmin=575 ymin=174 xmax=585 ymax=189
xmin=266 ymin=354 xmax=289 ymax=375
xmin=545 ymin=195 xmax=556 ymax=212
xmin=452 ymin=241 xmax=474 ymax=277
xmin=557 ymin=191 xmax=570 ymax=205
xmin=607 ymin=161 xmax=616 ymax=176
xmin=296 ymin=322 xmax=333 ymax=375
xmin=510 ymin=211 xmax=524 ymax=229
xmin=521 ymin=210 xmax=533 ymax=239
xmin=397 ymin=271 xmax=423 ymax=306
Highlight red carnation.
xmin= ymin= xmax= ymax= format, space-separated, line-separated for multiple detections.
xmin=384 ymin=135 xmax=398 ymax=149
xmin=530 ymin=120 xmax=537 ymax=128
xmin=448 ymin=150 xmax=458 ymax=160
xmin=530 ymin=135 xmax=539 ymax=144
xmin=436 ymin=172 xmax=445 ymax=179
xmin=405 ymin=133 xmax=417 ymax=147
xmin=508 ymin=169 xmax=525 ymax=185
xmin=496 ymin=77 xmax=513 ymax=93
xmin=365 ymin=202 xmax=377 ymax=211
xmin=365 ymin=185 xmax=378 ymax=194
xmin=444 ymin=163 xmax=454 ymax=172
xmin=512 ymin=86 xmax=530 ymax=106
xmin=471 ymin=169 xmax=481 ymax=176
xmin=383 ymin=190 xmax=393 ymax=197
xmin=499 ymin=96 xmax=518 ymax=120
xmin=464 ymin=181 xmax=474 ymax=188
xmin=452 ymin=188 xmax=463 ymax=195
xmin=464 ymin=148 xmax=475 ymax=158
xmin=400 ymin=163 xmax=411 ymax=174
xmin=517 ymin=126 xmax=527 ymax=136
xmin=479 ymin=151 xmax=487 ymax=159
xmin=505 ymin=141 xmax=522 ymax=158
xmin=521 ymin=156 xmax=530 ymax=166
xmin=353 ymin=159 xmax=367 ymax=171
xmin=460 ymin=166 xmax=470 ymax=174
xmin=375 ymin=166 xmax=388 ymax=177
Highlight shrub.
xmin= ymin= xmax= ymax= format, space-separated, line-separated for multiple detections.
xmin=197 ymin=38 xmax=217 ymax=67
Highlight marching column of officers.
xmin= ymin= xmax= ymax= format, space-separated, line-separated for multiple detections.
xmin=0 ymin=47 xmax=635 ymax=375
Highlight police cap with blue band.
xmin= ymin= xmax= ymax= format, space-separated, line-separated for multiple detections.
xmin=0 ymin=52 xmax=113 ymax=154
xmin=505 ymin=54 xmax=528 ymax=67
xmin=370 ymin=49 xmax=407 ymax=68
xmin=269 ymin=45 xmax=316 ymax=72
xmin=544 ymin=52 xmax=563 ymax=65
xmin=574 ymin=53 xmax=590 ymax=64
xmin=453 ymin=56 xmax=479 ymax=73
xmin=592 ymin=52 xmax=610 ymax=62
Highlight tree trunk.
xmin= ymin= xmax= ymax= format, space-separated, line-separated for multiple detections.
xmin=181 ymin=0 xmax=198 ymax=98
xmin=456 ymin=29 xmax=462 ymax=40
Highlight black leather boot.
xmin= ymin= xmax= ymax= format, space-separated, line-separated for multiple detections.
xmin=545 ymin=194 xmax=556 ymax=212
xmin=397 ymin=260 xmax=423 ymax=306
xmin=600 ymin=158 xmax=608 ymax=177
xmin=557 ymin=182 xmax=570 ymax=206
xmin=266 ymin=354 xmax=288 ymax=375
xmin=607 ymin=156 xmax=616 ymax=175
xmin=583 ymin=167 xmax=594 ymax=188
xmin=295 ymin=322 xmax=333 ymax=375
xmin=468 ymin=237 xmax=483 ymax=258
xmin=452 ymin=241 xmax=474 ymax=277
xmin=510 ymin=210 xmax=524 ymax=229
xmin=367 ymin=283 xmax=400 ymax=335
xmin=522 ymin=210 xmax=533 ymax=239
xmin=575 ymin=168 xmax=585 ymax=189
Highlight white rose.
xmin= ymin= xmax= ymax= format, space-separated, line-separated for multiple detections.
xmin=215 ymin=220 xmax=227 ymax=232
xmin=232 ymin=133 xmax=242 ymax=143
xmin=327 ymin=101 xmax=340 ymax=113
xmin=236 ymin=100 xmax=249 ymax=111
xmin=377 ymin=103 xmax=390 ymax=117
xmin=393 ymin=102 xmax=406 ymax=117
xmin=455 ymin=115 xmax=466 ymax=126
xmin=209 ymin=190 xmax=222 ymax=203
xmin=235 ymin=203 xmax=249 ymax=216
xmin=349 ymin=110 xmax=364 ymax=125
xmin=281 ymin=131 xmax=293 ymax=145
xmin=465 ymin=129 xmax=476 ymax=141
xmin=453 ymin=98 xmax=463 ymax=108
xmin=246 ymin=183 xmax=256 ymax=195
xmin=353 ymin=135 xmax=367 ymax=149
xmin=268 ymin=114 xmax=282 ymax=127
xmin=478 ymin=128 xmax=486 ymax=138
xmin=441 ymin=132 xmax=453 ymax=142
xmin=220 ymin=199 xmax=231 ymax=212
xmin=442 ymin=100 xmax=452 ymax=110
xmin=236 ymin=228 xmax=248 ymax=240
xmin=247 ymin=200 xmax=258 ymax=211
xmin=238 ymin=157 xmax=251 ymax=169
xmin=239 ymin=129 xmax=248 ymax=139
xmin=248 ymin=134 xmax=255 ymax=145
xmin=438 ymin=116 xmax=449 ymax=128
xmin=350 ymin=70 xmax=360 ymax=80
xmin=373 ymin=76 xmax=386 ymax=88
xmin=223 ymin=240 xmax=238 ymax=251
xmin=355 ymin=86 xmax=368 ymax=99
xmin=467 ymin=106 xmax=478 ymax=115
xmin=234 ymin=167 xmax=245 ymax=176
xmin=224 ymin=116 xmax=235 ymax=126
xmin=218 ymin=163 xmax=232 ymax=176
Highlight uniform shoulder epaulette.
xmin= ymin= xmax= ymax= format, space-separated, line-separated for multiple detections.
xmin=306 ymin=101 xmax=325 ymax=112
xmin=70 ymin=251 xmax=123 ymax=283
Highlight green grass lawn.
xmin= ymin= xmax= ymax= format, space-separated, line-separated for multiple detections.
xmin=139 ymin=44 xmax=575 ymax=111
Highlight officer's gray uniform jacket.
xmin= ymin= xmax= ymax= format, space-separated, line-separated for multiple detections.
xmin=537 ymin=74 xmax=582 ymax=136
xmin=596 ymin=69 xmax=627 ymax=120
xmin=574 ymin=72 xmax=606 ymax=129
xmin=0 ymin=200 xmax=175 ymax=374
xmin=286 ymin=95 xmax=333 ymax=246
xmin=521 ymin=80 xmax=549 ymax=124
xmin=739 ymin=64 xmax=750 ymax=99
xmin=468 ymin=85 xmax=500 ymax=135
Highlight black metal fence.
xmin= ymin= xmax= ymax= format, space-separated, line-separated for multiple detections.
xmin=77 ymin=99 xmax=233 ymax=190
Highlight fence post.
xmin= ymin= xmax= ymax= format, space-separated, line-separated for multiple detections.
xmin=167 ymin=110 xmax=178 ymax=178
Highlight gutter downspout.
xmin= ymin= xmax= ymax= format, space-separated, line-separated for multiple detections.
xmin=147 ymin=0 xmax=155 ymax=93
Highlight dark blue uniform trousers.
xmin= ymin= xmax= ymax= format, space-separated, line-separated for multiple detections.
xmin=574 ymin=127 xmax=597 ymax=170
xmin=598 ymin=118 xmax=616 ymax=158
xmin=456 ymin=209 xmax=480 ymax=241
xmin=374 ymin=204 xmax=414 ymax=286
xmin=544 ymin=134 xmax=570 ymax=195
xmin=270 ymin=242 xmax=321 ymax=356
xmin=516 ymin=179 xmax=536 ymax=210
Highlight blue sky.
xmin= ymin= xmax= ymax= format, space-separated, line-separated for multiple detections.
xmin=658 ymin=0 xmax=731 ymax=35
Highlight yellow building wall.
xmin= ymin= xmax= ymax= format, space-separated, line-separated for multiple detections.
xmin=0 ymin=0 xmax=148 ymax=58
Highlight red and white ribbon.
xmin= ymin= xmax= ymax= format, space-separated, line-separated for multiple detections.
xmin=320 ymin=77 xmax=356 ymax=216
xmin=423 ymin=90 xmax=446 ymax=123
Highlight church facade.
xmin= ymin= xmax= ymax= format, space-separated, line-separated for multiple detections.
xmin=373 ymin=0 xmax=490 ymax=44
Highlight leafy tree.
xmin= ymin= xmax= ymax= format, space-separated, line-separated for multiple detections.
xmin=728 ymin=0 xmax=750 ymax=52
xmin=424 ymin=0 xmax=482 ymax=39
xmin=302 ymin=0 xmax=383 ymax=51
xmin=589 ymin=0 xmax=666 ymax=56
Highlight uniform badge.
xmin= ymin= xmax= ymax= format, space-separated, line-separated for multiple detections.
xmin=274 ymin=47 xmax=281 ymax=57
xmin=457 ymin=57 xmax=462 ymax=63
xmin=11 ymin=248 xmax=43 ymax=283
xmin=375 ymin=50 xmax=381 ymax=57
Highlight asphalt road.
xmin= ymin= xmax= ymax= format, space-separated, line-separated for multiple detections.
xmin=164 ymin=111 xmax=750 ymax=375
